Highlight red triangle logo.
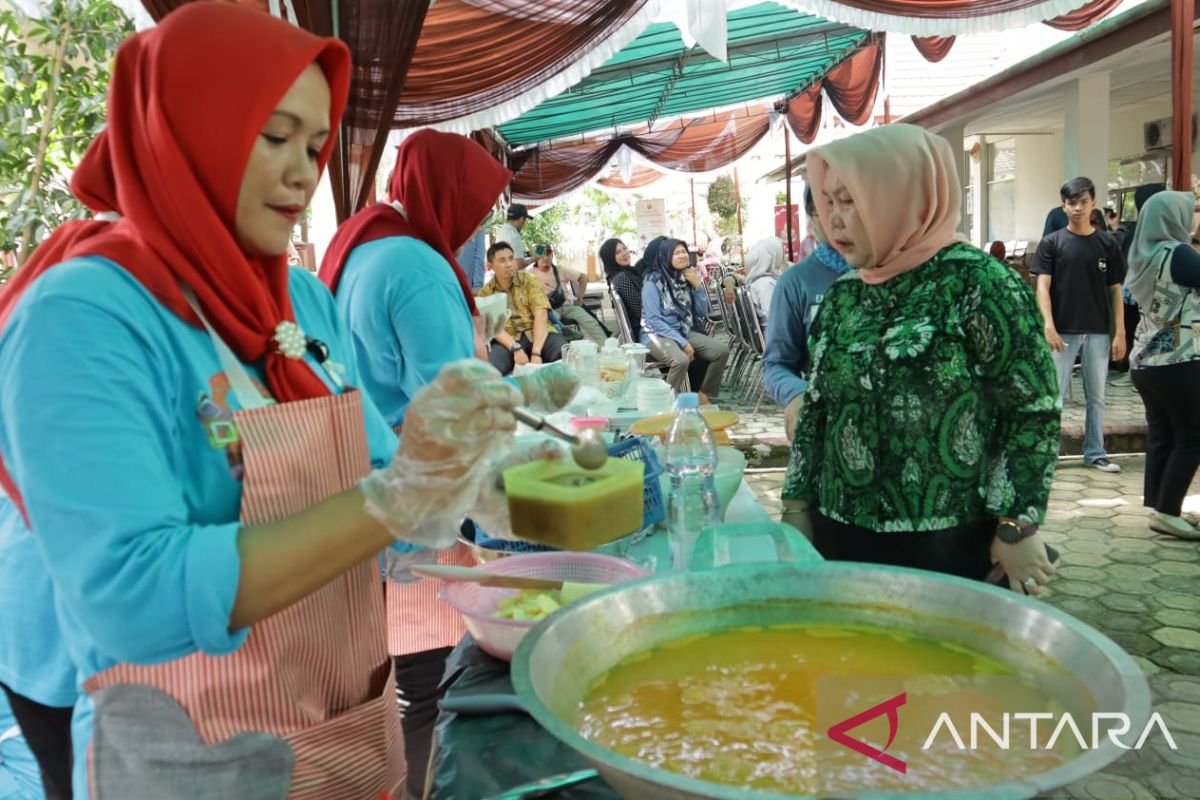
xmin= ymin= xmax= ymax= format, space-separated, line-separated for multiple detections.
xmin=826 ymin=692 xmax=907 ymax=773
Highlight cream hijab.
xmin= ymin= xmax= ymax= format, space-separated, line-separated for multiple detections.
xmin=744 ymin=237 xmax=787 ymax=283
xmin=808 ymin=124 xmax=962 ymax=285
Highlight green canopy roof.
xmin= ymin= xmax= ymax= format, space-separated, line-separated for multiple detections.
xmin=497 ymin=2 xmax=870 ymax=146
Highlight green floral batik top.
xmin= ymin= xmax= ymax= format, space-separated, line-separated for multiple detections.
xmin=783 ymin=243 xmax=1061 ymax=531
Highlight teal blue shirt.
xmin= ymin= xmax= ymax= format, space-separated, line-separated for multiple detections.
xmin=0 ymin=500 xmax=76 ymax=708
xmin=0 ymin=257 xmax=397 ymax=798
xmin=335 ymin=236 xmax=475 ymax=427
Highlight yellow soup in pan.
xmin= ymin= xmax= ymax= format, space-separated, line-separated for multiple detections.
xmin=577 ymin=624 xmax=1082 ymax=796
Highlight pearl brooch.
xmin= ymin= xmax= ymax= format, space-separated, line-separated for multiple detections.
xmin=273 ymin=320 xmax=307 ymax=360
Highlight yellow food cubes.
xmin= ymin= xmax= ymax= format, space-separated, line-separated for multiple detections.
xmin=502 ymin=457 xmax=644 ymax=550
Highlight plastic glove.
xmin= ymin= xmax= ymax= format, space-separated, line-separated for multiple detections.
xmin=512 ymin=362 xmax=580 ymax=412
xmin=468 ymin=438 xmax=569 ymax=541
xmin=360 ymin=359 xmax=523 ymax=547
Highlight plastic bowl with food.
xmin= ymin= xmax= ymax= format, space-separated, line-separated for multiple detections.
xmin=440 ymin=552 xmax=650 ymax=661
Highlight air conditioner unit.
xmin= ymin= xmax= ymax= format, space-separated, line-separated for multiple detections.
xmin=1144 ymin=115 xmax=1198 ymax=151
xmin=1144 ymin=118 xmax=1171 ymax=150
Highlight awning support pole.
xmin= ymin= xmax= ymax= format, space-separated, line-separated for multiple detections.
xmin=784 ymin=126 xmax=794 ymax=262
xmin=690 ymin=178 xmax=698 ymax=246
xmin=734 ymin=167 xmax=744 ymax=241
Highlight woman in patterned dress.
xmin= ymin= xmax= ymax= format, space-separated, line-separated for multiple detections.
xmin=1125 ymin=191 xmax=1200 ymax=539
xmin=783 ymin=125 xmax=1060 ymax=595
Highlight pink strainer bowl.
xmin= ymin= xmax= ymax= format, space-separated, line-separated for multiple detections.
xmin=440 ymin=552 xmax=651 ymax=661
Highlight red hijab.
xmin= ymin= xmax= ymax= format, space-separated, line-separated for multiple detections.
xmin=0 ymin=2 xmax=350 ymax=518
xmin=318 ymin=129 xmax=512 ymax=314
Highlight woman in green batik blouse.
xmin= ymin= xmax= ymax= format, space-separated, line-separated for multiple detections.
xmin=783 ymin=124 xmax=1061 ymax=595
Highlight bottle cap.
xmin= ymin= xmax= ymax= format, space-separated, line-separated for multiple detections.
xmin=676 ymin=392 xmax=700 ymax=409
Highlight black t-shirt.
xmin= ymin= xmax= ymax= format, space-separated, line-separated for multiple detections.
xmin=1030 ymin=228 xmax=1126 ymax=334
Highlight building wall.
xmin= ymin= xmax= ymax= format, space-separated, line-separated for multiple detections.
xmin=1110 ymin=99 xmax=1172 ymax=159
xmin=1108 ymin=87 xmax=1200 ymax=190
xmin=1014 ymin=133 xmax=1064 ymax=242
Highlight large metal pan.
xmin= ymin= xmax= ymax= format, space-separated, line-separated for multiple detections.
xmin=511 ymin=563 xmax=1150 ymax=799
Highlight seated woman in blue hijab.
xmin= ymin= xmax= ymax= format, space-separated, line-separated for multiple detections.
xmin=639 ymin=238 xmax=729 ymax=404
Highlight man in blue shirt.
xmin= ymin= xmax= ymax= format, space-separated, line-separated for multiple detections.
xmin=458 ymin=229 xmax=487 ymax=291
xmin=763 ymin=186 xmax=853 ymax=441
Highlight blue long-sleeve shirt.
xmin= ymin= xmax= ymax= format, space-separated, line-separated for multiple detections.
xmin=0 ymin=256 xmax=397 ymax=671
xmin=458 ymin=230 xmax=487 ymax=291
xmin=762 ymin=252 xmax=847 ymax=407
xmin=335 ymin=236 xmax=475 ymax=427
xmin=0 ymin=257 xmax=398 ymax=797
xmin=639 ymin=279 xmax=709 ymax=347
xmin=1169 ymin=242 xmax=1200 ymax=287
xmin=0 ymin=499 xmax=76 ymax=708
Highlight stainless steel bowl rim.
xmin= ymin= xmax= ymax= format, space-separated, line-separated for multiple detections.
xmin=511 ymin=562 xmax=1152 ymax=800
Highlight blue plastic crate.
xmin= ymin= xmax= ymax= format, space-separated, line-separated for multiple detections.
xmin=608 ymin=435 xmax=665 ymax=529
xmin=469 ymin=521 xmax=556 ymax=554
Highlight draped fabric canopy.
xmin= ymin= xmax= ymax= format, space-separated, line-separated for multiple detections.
xmin=508 ymin=36 xmax=883 ymax=202
xmin=497 ymin=3 xmax=871 ymax=146
xmin=909 ymin=0 xmax=1124 ymax=62
xmin=509 ymin=106 xmax=774 ymax=202
xmin=393 ymin=0 xmax=664 ymax=133
xmin=140 ymin=0 xmax=659 ymax=221
xmin=597 ymin=164 xmax=665 ymax=189
xmin=773 ymin=0 xmax=1109 ymax=34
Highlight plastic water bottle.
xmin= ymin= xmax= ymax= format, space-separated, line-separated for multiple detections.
xmin=665 ymin=393 xmax=720 ymax=572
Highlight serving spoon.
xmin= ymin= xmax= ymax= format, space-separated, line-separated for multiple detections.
xmin=513 ymin=407 xmax=608 ymax=470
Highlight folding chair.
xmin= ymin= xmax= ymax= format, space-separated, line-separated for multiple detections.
xmin=734 ymin=286 xmax=769 ymax=414
xmin=715 ymin=280 xmax=753 ymax=399
xmin=610 ymin=289 xmax=670 ymax=378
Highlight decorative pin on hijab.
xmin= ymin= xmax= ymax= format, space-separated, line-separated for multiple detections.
xmin=273 ymin=320 xmax=307 ymax=359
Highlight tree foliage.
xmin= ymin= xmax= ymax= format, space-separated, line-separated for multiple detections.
xmin=706 ymin=174 xmax=738 ymax=219
xmin=576 ymin=186 xmax=638 ymax=241
xmin=0 ymin=0 xmax=133 ymax=269
xmin=706 ymin=174 xmax=741 ymax=238
xmin=522 ymin=203 xmax=569 ymax=251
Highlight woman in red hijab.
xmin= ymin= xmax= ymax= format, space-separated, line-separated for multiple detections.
xmin=0 ymin=5 xmax=531 ymax=798
xmin=318 ymin=130 xmax=514 ymax=794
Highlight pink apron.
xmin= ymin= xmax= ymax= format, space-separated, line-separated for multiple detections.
xmin=384 ymin=424 xmax=470 ymax=656
xmin=385 ymin=546 xmax=471 ymax=656
xmin=82 ymin=299 xmax=404 ymax=799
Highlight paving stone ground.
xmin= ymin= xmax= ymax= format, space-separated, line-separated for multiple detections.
xmin=732 ymin=397 xmax=1200 ymax=800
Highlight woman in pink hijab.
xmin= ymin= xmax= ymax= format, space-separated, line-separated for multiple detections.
xmin=783 ymin=124 xmax=1061 ymax=596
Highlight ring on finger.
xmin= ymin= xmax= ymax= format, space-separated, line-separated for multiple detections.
xmin=1023 ymin=576 xmax=1038 ymax=590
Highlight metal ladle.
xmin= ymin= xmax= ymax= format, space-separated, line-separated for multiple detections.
xmin=513 ymin=407 xmax=608 ymax=470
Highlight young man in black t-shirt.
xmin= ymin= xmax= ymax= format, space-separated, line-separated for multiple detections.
xmin=1031 ymin=176 xmax=1127 ymax=472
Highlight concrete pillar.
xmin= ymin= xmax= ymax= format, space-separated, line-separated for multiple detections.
xmin=1062 ymin=72 xmax=1110 ymax=193
xmin=978 ymin=135 xmax=990 ymax=247
xmin=938 ymin=123 xmax=967 ymax=235
xmin=970 ymin=137 xmax=986 ymax=246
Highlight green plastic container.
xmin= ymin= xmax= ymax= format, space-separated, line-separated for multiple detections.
xmin=688 ymin=522 xmax=822 ymax=571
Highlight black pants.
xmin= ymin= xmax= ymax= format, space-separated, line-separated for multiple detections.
xmin=393 ymin=647 xmax=454 ymax=800
xmin=812 ymin=513 xmax=995 ymax=580
xmin=812 ymin=513 xmax=1058 ymax=590
xmin=1111 ymin=303 xmax=1140 ymax=372
xmin=486 ymin=332 xmax=567 ymax=376
xmin=1132 ymin=360 xmax=1200 ymax=516
xmin=0 ymin=682 xmax=73 ymax=800
xmin=687 ymin=358 xmax=710 ymax=394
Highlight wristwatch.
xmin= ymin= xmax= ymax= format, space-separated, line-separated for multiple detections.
xmin=996 ymin=517 xmax=1038 ymax=544
xmin=509 ymin=343 xmax=523 ymax=353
